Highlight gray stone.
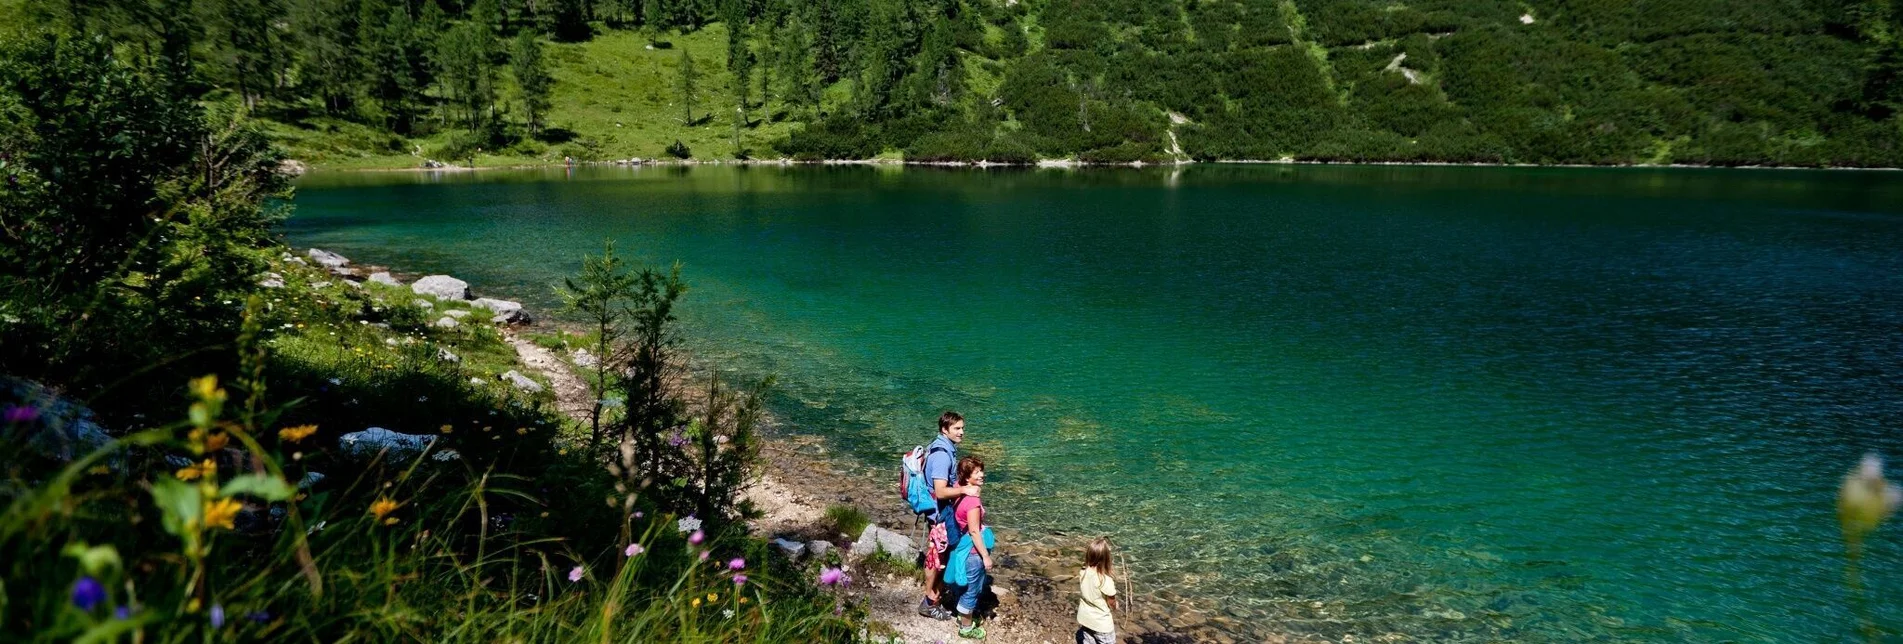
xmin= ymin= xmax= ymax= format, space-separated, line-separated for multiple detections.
xmin=501 ymin=370 xmax=543 ymax=393
xmin=571 ymin=348 xmax=599 ymax=368
xmin=368 ymin=271 xmax=402 ymax=286
xmin=472 ymin=297 xmax=531 ymax=324
xmin=806 ymin=540 xmax=835 ymax=559
xmin=432 ymin=316 xmax=459 ymax=329
xmin=470 ymin=377 xmax=488 ymax=386
xmin=3 ymin=378 xmax=118 ymax=467
xmin=443 ymin=309 xmax=471 ymax=319
xmin=310 ymin=281 xmax=331 ymax=288
xmin=438 ymin=348 xmax=461 ymax=363
xmin=338 ymin=427 xmax=434 ymax=461
xmin=850 ymin=525 xmax=917 ymax=562
xmin=771 ymin=538 xmax=807 ymax=558
xmin=258 ymin=272 xmax=285 ymax=288
xmin=412 ymin=299 xmax=434 ymax=309
xmin=412 ymin=275 xmax=471 ymax=300
xmin=307 ymin=248 xmax=350 ymax=269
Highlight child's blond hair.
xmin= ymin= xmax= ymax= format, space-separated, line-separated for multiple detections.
xmin=1084 ymin=537 xmax=1113 ymax=576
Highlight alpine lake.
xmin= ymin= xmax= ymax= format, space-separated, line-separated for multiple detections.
xmin=290 ymin=163 xmax=1903 ymax=643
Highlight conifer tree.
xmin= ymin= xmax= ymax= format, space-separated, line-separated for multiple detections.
xmin=511 ymin=31 xmax=553 ymax=135
xmin=676 ymin=48 xmax=698 ymax=125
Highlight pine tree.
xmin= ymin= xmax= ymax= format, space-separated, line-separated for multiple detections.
xmin=511 ymin=31 xmax=553 ymax=135
xmin=677 ymin=48 xmax=698 ymax=125
xmin=436 ymin=20 xmax=497 ymax=131
xmin=292 ymin=0 xmax=361 ymax=116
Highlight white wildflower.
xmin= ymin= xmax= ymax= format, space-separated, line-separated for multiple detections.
xmin=677 ymin=516 xmax=702 ymax=534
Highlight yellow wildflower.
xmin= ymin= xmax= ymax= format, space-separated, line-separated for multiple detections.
xmin=176 ymin=459 xmax=216 ymax=482
xmin=738 ymin=597 xmax=748 ymax=605
xmin=203 ymin=498 xmax=242 ymax=530
xmin=515 ymin=427 xmax=528 ymax=435
xmin=707 ymin=593 xmax=717 ymax=602
xmin=278 ymin=424 xmax=318 ymax=443
xmin=204 ymin=432 xmax=229 ymax=452
xmin=370 ymin=497 xmax=402 ymax=524
xmin=691 ymin=598 xmax=702 ymax=608
xmin=189 ymin=375 xmax=225 ymax=403
xmin=439 ymin=424 xmax=454 ymax=434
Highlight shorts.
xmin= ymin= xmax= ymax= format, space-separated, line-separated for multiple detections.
xmin=1076 ymin=626 xmax=1116 ymax=644
xmin=924 ymin=521 xmax=948 ymax=571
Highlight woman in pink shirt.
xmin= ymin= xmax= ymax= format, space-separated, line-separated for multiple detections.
xmin=943 ymin=456 xmax=995 ymax=639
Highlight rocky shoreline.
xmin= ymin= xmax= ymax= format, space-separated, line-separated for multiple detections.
xmin=317 ymin=249 xmax=1301 ymax=644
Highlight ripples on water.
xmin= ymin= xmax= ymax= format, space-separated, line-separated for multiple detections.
xmin=291 ymin=165 xmax=1903 ymax=642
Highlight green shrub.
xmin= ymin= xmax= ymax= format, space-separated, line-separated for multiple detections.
xmin=821 ymin=505 xmax=870 ymax=539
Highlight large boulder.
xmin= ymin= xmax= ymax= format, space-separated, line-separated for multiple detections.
xmin=307 ymin=248 xmax=350 ymax=269
xmin=338 ymin=427 xmax=435 ymax=461
xmin=412 ymin=275 xmax=470 ymax=300
xmin=3 ymin=378 xmax=116 ymax=466
xmin=472 ymin=298 xmax=531 ymax=324
xmin=850 ymin=524 xmax=917 ymax=562
xmin=368 ymin=272 xmax=402 ymax=287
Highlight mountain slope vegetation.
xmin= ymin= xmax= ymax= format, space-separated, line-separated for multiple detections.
xmin=13 ymin=0 xmax=1903 ymax=166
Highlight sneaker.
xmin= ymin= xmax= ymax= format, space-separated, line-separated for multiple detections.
xmin=957 ymin=623 xmax=986 ymax=640
xmin=918 ymin=600 xmax=953 ymax=621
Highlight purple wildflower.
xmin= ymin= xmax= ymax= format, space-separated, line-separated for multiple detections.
xmin=625 ymin=543 xmax=646 ymax=557
xmin=113 ymin=606 xmax=131 ymax=620
xmin=209 ymin=604 xmax=226 ymax=628
xmin=4 ymin=404 xmax=38 ymax=425
xmin=668 ymin=432 xmax=688 ymax=447
xmin=71 ymin=577 xmax=105 ymax=611
xmin=688 ymin=530 xmax=704 ymax=545
xmin=634 ymin=511 xmax=645 ymax=519
xmin=568 ymin=566 xmax=585 ymax=582
xmin=727 ymin=557 xmax=746 ymax=571
xmin=732 ymin=574 xmax=748 ymax=586
xmin=247 ymin=611 xmax=271 ymax=623
xmin=818 ymin=567 xmax=849 ymax=587
xmin=699 ymin=550 xmax=710 ymax=561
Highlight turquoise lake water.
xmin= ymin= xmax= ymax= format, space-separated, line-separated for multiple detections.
xmin=289 ymin=165 xmax=1903 ymax=642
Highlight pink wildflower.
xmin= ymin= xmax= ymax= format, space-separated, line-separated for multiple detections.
xmin=625 ymin=543 xmax=645 ymax=557
xmin=568 ymin=566 xmax=584 ymax=582
xmin=728 ymin=557 xmax=746 ymax=571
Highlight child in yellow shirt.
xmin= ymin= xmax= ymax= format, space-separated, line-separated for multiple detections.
xmin=1076 ymin=537 xmax=1118 ymax=644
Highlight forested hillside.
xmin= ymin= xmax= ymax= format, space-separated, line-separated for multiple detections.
xmin=15 ymin=0 xmax=1903 ymax=166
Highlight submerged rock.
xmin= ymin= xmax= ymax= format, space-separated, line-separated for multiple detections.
xmin=472 ymin=298 xmax=531 ymax=324
xmin=412 ymin=275 xmax=471 ymax=300
xmin=338 ymin=427 xmax=435 ymax=461
xmin=850 ymin=525 xmax=917 ymax=562
xmin=501 ymin=370 xmax=543 ymax=393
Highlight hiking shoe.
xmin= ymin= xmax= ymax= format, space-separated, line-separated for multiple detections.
xmin=957 ymin=623 xmax=986 ymax=639
xmin=918 ymin=600 xmax=952 ymax=621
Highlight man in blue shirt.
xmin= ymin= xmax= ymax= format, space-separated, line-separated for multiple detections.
xmin=920 ymin=410 xmax=978 ymax=620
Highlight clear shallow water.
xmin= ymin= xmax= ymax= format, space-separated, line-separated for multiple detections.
xmin=290 ymin=165 xmax=1903 ymax=642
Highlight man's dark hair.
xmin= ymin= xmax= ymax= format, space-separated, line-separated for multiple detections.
xmin=938 ymin=410 xmax=964 ymax=433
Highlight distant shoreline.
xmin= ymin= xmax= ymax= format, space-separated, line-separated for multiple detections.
xmin=294 ymin=156 xmax=1903 ymax=174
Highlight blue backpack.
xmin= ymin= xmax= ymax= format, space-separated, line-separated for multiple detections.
xmin=898 ymin=446 xmax=937 ymax=515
